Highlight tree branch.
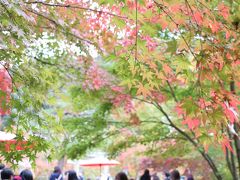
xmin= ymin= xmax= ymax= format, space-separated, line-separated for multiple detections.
xmin=135 ymin=0 xmax=138 ymax=62
xmin=25 ymin=7 xmax=94 ymax=45
xmin=166 ymin=80 xmax=178 ymax=102
xmin=153 ymin=0 xmax=198 ymax=61
xmin=24 ymin=1 xmax=128 ymax=19
xmin=153 ymin=102 xmax=222 ymax=179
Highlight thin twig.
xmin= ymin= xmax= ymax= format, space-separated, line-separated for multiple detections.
xmin=153 ymin=0 xmax=198 ymax=61
xmin=135 ymin=0 xmax=138 ymax=62
xmin=166 ymin=80 xmax=178 ymax=102
xmin=25 ymin=8 xmax=94 ymax=45
xmin=24 ymin=1 xmax=128 ymax=19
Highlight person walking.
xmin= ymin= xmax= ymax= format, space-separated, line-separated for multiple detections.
xmin=151 ymin=172 xmax=159 ymax=180
xmin=115 ymin=172 xmax=128 ymax=180
xmin=140 ymin=169 xmax=150 ymax=180
xmin=65 ymin=170 xmax=79 ymax=180
xmin=1 ymin=168 xmax=14 ymax=180
xmin=20 ymin=169 xmax=33 ymax=180
xmin=49 ymin=166 xmax=63 ymax=180
xmin=187 ymin=174 xmax=194 ymax=180
xmin=0 ymin=165 xmax=6 ymax=180
xmin=163 ymin=172 xmax=170 ymax=180
xmin=170 ymin=170 xmax=180 ymax=180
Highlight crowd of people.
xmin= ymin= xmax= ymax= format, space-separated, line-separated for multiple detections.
xmin=115 ymin=169 xmax=194 ymax=180
xmin=0 ymin=164 xmax=33 ymax=180
xmin=49 ymin=166 xmax=80 ymax=180
xmin=0 ymin=164 xmax=194 ymax=180
xmin=0 ymin=165 xmax=79 ymax=180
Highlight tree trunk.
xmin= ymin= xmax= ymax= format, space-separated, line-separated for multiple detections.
xmin=177 ymin=127 xmax=223 ymax=180
xmin=230 ymin=80 xmax=240 ymax=177
xmin=228 ymin=132 xmax=238 ymax=180
xmin=57 ymin=155 xmax=66 ymax=171
xmin=233 ymin=126 xmax=240 ymax=177
xmin=226 ymin=148 xmax=234 ymax=178
xmin=156 ymin=104 xmax=223 ymax=180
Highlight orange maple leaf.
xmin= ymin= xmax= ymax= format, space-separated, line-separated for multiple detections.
xmin=208 ymin=20 xmax=221 ymax=33
xmin=136 ymin=83 xmax=151 ymax=97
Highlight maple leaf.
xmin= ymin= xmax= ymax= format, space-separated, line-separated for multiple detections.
xmin=222 ymin=101 xmax=238 ymax=124
xmin=142 ymin=35 xmax=158 ymax=51
xmin=175 ymin=103 xmax=185 ymax=116
xmin=111 ymin=86 xmax=124 ymax=93
xmin=225 ymin=31 xmax=231 ymax=40
xmin=203 ymin=142 xmax=209 ymax=153
xmin=163 ymin=64 xmax=172 ymax=75
xmin=170 ymin=4 xmax=181 ymax=13
xmin=136 ymin=83 xmax=151 ymax=97
xmin=146 ymin=0 xmax=154 ymax=9
xmin=237 ymin=82 xmax=240 ymax=89
xmin=151 ymin=91 xmax=166 ymax=103
xmin=0 ymin=65 xmax=12 ymax=116
xmin=193 ymin=11 xmax=203 ymax=25
xmin=208 ymin=20 xmax=221 ymax=33
xmin=221 ymin=136 xmax=233 ymax=154
xmin=182 ymin=117 xmax=200 ymax=130
xmin=112 ymin=94 xmax=134 ymax=113
xmin=218 ymin=3 xmax=229 ymax=20
xmin=229 ymin=97 xmax=240 ymax=110
xmin=83 ymin=62 xmax=110 ymax=90
xmin=141 ymin=70 xmax=153 ymax=81
xmin=130 ymin=113 xmax=140 ymax=125
xmin=226 ymin=52 xmax=232 ymax=60
xmin=198 ymin=98 xmax=211 ymax=109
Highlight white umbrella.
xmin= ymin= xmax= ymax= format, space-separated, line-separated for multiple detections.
xmin=79 ymin=158 xmax=120 ymax=166
xmin=79 ymin=157 xmax=120 ymax=175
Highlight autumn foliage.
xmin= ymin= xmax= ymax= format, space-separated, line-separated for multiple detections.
xmin=0 ymin=0 xmax=239 ymax=179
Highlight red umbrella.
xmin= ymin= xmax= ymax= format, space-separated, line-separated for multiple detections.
xmin=79 ymin=157 xmax=120 ymax=175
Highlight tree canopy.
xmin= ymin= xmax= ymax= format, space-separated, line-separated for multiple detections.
xmin=0 ymin=0 xmax=239 ymax=179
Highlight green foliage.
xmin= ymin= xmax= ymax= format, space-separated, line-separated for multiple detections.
xmin=60 ymin=102 xmax=112 ymax=159
xmin=0 ymin=2 xmax=238 ymax=180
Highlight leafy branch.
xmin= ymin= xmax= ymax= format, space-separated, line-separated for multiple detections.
xmin=25 ymin=7 xmax=94 ymax=45
xmin=24 ymin=1 xmax=128 ymax=19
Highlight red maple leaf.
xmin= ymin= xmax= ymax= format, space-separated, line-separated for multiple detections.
xmin=193 ymin=12 xmax=203 ymax=25
xmin=182 ymin=117 xmax=200 ymax=130
xmin=218 ymin=3 xmax=229 ymax=20
xmin=221 ymin=136 xmax=233 ymax=154
xmin=209 ymin=20 xmax=221 ymax=33
xmin=0 ymin=65 xmax=12 ymax=116
xmin=222 ymin=101 xmax=238 ymax=124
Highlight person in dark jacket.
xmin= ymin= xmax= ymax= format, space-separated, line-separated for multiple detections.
xmin=65 ymin=170 xmax=79 ymax=180
xmin=0 ymin=165 xmax=6 ymax=179
xmin=49 ymin=166 xmax=63 ymax=180
xmin=151 ymin=173 xmax=159 ymax=180
xmin=20 ymin=169 xmax=33 ymax=180
xmin=170 ymin=170 xmax=180 ymax=180
xmin=164 ymin=172 xmax=170 ymax=180
xmin=0 ymin=164 xmax=5 ymax=171
xmin=187 ymin=174 xmax=194 ymax=180
xmin=1 ymin=168 xmax=14 ymax=180
xmin=140 ymin=169 xmax=150 ymax=180
xmin=115 ymin=172 xmax=128 ymax=180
